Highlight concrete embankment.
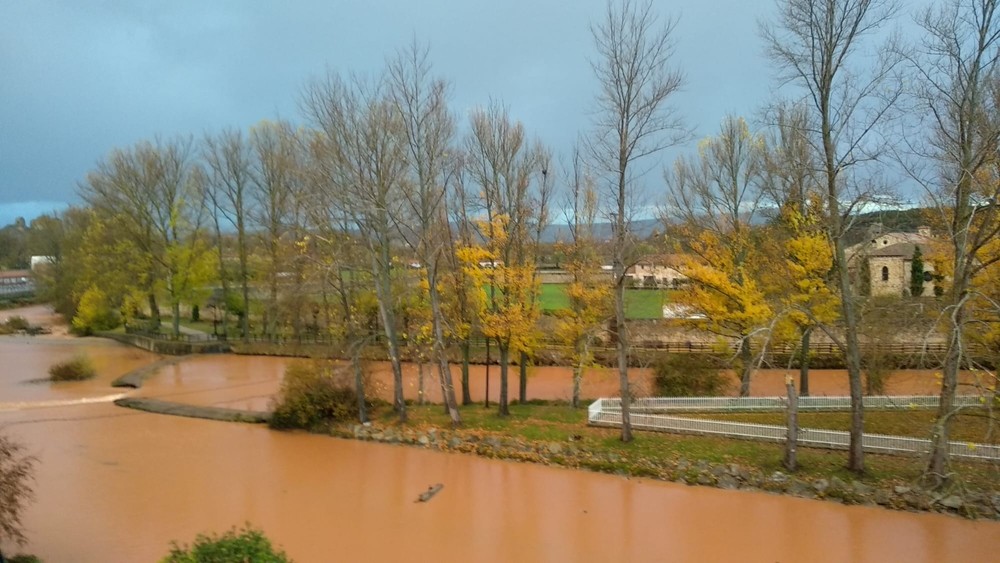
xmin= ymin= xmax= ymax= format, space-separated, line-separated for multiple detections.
xmin=110 ymin=355 xmax=271 ymax=423
xmin=114 ymin=397 xmax=271 ymax=423
xmin=110 ymin=356 xmax=189 ymax=388
xmin=99 ymin=331 xmax=230 ymax=355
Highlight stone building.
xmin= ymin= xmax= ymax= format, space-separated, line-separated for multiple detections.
xmin=846 ymin=224 xmax=937 ymax=297
xmin=866 ymin=242 xmax=936 ymax=297
xmin=625 ymin=254 xmax=689 ymax=288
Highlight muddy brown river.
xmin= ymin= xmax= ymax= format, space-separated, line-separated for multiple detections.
xmin=1 ymin=307 xmax=998 ymax=561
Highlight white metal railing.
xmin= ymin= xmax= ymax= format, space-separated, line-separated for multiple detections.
xmin=588 ymin=397 xmax=1000 ymax=462
xmin=596 ymin=395 xmax=987 ymax=413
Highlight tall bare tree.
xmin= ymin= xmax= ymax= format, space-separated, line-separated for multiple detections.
xmin=559 ymin=143 xmax=611 ymax=408
xmin=203 ymin=128 xmax=255 ymax=340
xmin=250 ymin=120 xmax=303 ymax=339
xmin=761 ymin=0 xmax=902 ymax=473
xmin=387 ymin=41 xmax=463 ymax=426
xmin=303 ymin=72 xmax=410 ymax=422
xmin=904 ymin=0 xmax=1000 ymax=485
xmin=463 ymin=102 xmax=548 ymax=416
xmin=590 ymin=0 xmax=688 ymax=441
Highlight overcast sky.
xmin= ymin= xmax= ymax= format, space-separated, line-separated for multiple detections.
xmin=0 ymin=0 xmax=869 ymax=226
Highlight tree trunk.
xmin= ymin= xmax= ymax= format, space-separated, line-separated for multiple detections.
xmin=237 ymin=222 xmax=250 ymax=341
xmin=799 ymin=326 xmax=812 ymax=397
xmin=148 ymin=292 xmax=160 ymax=331
xmin=835 ymin=234 xmax=866 ymax=474
xmin=374 ymin=266 xmax=406 ymax=423
xmin=268 ymin=277 xmax=279 ymax=339
xmin=498 ymin=344 xmax=510 ymax=416
xmin=429 ymin=281 xmax=461 ymax=425
xmin=614 ymin=276 xmax=632 ymax=442
xmin=572 ymin=363 xmax=583 ymax=409
xmin=353 ymin=350 xmax=368 ymax=423
xmin=519 ymin=351 xmax=528 ymax=403
xmin=417 ymin=361 xmax=425 ymax=406
xmin=461 ymin=341 xmax=472 ymax=406
xmin=485 ymin=337 xmax=491 ymax=408
xmin=784 ymin=375 xmax=798 ymax=472
xmin=172 ymin=301 xmax=181 ymax=338
xmin=739 ymin=337 xmax=754 ymax=397
xmin=927 ymin=305 xmax=964 ymax=484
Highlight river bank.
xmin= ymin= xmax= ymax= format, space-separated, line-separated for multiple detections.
xmin=3 ymin=307 xmax=999 ymax=561
xmin=99 ymin=350 xmax=1000 ymax=521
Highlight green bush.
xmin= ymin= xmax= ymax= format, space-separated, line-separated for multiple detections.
xmin=652 ymin=354 xmax=728 ymax=397
xmin=48 ymin=356 xmax=97 ymax=382
xmin=7 ymin=555 xmax=42 ymax=563
xmin=0 ymin=316 xmax=31 ymax=334
xmin=269 ymin=360 xmax=364 ymax=430
xmin=161 ymin=524 xmax=291 ymax=563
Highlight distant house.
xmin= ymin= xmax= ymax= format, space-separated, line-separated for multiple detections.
xmin=847 ymin=225 xmax=937 ymax=297
xmin=0 ymin=269 xmax=33 ymax=297
xmin=30 ymin=255 xmax=55 ymax=270
xmin=625 ymin=255 xmax=688 ymax=289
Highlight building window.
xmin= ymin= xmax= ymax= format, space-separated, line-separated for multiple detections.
xmin=881 ymin=266 xmax=889 ymax=281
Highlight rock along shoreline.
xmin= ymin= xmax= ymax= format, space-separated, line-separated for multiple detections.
xmin=331 ymin=420 xmax=1000 ymax=521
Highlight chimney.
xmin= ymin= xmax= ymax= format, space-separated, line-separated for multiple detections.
xmin=917 ymin=225 xmax=932 ymax=238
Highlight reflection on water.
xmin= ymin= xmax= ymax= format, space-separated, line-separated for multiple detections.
xmin=1 ymin=330 xmax=998 ymax=562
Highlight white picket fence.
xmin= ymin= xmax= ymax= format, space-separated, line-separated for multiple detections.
xmin=595 ymin=395 xmax=987 ymax=413
xmin=587 ymin=396 xmax=1000 ymax=462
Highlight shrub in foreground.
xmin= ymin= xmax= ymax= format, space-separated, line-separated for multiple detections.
xmin=269 ymin=360 xmax=363 ymax=430
xmin=0 ymin=432 xmax=36 ymax=554
xmin=161 ymin=524 xmax=291 ymax=563
xmin=652 ymin=354 xmax=728 ymax=397
xmin=48 ymin=356 xmax=97 ymax=382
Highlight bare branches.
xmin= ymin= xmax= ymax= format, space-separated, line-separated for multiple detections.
xmin=0 ymin=432 xmax=36 ymax=548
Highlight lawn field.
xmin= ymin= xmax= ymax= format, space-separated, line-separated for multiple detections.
xmin=538 ymin=283 xmax=667 ymax=319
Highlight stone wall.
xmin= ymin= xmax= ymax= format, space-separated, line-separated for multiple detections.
xmin=868 ymin=257 xmax=936 ymax=297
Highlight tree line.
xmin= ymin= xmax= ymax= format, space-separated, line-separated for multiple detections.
xmin=14 ymin=0 xmax=1000 ymax=486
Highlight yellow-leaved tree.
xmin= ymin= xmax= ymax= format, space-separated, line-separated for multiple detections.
xmin=457 ymin=214 xmax=540 ymax=416
xmin=665 ymin=116 xmax=774 ymax=396
xmin=773 ymin=197 xmax=840 ymax=396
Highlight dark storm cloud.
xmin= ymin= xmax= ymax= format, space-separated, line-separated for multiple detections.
xmin=0 ymin=0 xmax=774 ymax=222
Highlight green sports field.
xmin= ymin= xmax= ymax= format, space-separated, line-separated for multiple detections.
xmin=538 ymin=283 xmax=666 ymax=319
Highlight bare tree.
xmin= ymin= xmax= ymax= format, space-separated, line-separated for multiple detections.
xmin=81 ymin=137 xmax=209 ymax=338
xmin=444 ymin=154 xmax=479 ymax=406
xmin=250 ymin=120 xmax=303 ymax=339
xmin=387 ymin=41 xmax=463 ymax=426
xmin=560 ymin=142 xmax=612 ymax=408
xmin=463 ymin=102 xmax=548 ymax=416
xmin=590 ymin=0 xmax=689 ymax=441
xmin=759 ymin=104 xmax=825 ymax=396
xmin=303 ymin=72 xmax=410 ymax=422
xmin=904 ymin=0 xmax=1000 ymax=486
xmin=203 ymin=128 xmax=255 ymax=340
xmin=761 ymin=0 xmax=902 ymax=473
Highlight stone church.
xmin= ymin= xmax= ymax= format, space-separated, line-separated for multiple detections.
xmin=847 ymin=225 xmax=937 ymax=297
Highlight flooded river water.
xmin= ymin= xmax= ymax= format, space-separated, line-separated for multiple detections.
xmin=1 ymin=307 xmax=998 ymax=562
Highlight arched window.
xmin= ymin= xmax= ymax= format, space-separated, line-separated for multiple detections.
xmin=881 ymin=266 xmax=889 ymax=281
